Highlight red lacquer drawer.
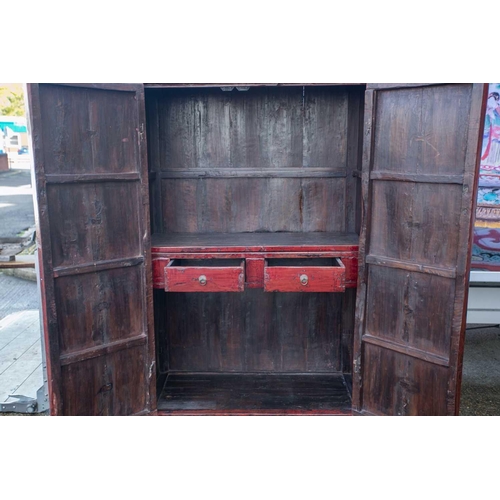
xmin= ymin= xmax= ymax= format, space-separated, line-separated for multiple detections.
xmin=264 ymin=258 xmax=345 ymax=292
xmin=165 ymin=259 xmax=245 ymax=292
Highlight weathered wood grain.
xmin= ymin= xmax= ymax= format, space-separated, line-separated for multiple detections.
xmin=151 ymin=231 xmax=359 ymax=252
xmin=157 ymin=373 xmax=352 ymax=414
xmin=165 ymin=259 xmax=245 ymax=292
xmin=352 ymin=83 xmax=487 ymax=416
xmin=146 ymin=86 xmax=359 ymax=234
xmin=26 ymin=83 xmax=155 ymax=416
xmin=163 ymin=289 xmax=343 ymax=373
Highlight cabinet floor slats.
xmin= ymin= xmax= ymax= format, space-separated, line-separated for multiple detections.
xmin=157 ymin=373 xmax=352 ymax=415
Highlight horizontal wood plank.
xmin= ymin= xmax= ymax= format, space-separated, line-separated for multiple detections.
xmin=151 ymin=232 xmax=359 ymax=253
xmin=59 ymin=334 xmax=147 ymax=366
xmin=145 ymin=83 xmax=363 ymax=89
xmin=370 ymin=171 xmax=464 ymax=184
xmin=45 ymin=173 xmax=141 ymax=184
xmin=158 ymin=408 xmax=352 ymax=416
xmin=158 ymin=168 xmax=347 ymax=179
xmin=366 ymin=254 xmax=456 ymax=278
xmin=48 ymin=83 xmax=143 ymax=92
xmin=53 ymin=256 xmax=144 ymax=277
xmin=0 ymin=262 xmax=35 ymax=269
xmin=367 ymin=83 xmax=441 ymax=90
xmin=362 ymin=333 xmax=450 ymax=367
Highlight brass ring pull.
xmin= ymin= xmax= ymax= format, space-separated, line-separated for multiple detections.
xmin=300 ymin=274 xmax=308 ymax=285
xmin=199 ymin=275 xmax=207 ymax=286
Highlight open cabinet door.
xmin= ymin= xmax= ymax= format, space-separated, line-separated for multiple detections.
xmin=353 ymin=83 xmax=487 ymax=416
xmin=26 ymin=84 xmax=155 ymax=415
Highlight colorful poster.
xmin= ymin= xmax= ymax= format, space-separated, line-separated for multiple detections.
xmin=472 ymin=83 xmax=500 ymax=271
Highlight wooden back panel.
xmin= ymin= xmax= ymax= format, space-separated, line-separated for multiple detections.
xmin=146 ymin=86 xmax=364 ymax=234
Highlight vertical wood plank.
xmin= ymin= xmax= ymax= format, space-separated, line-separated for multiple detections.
xmin=352 ymin=88 xmax=375 ymax=411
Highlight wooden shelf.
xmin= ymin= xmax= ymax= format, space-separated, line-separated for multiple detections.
xmin=157 ymin=373 xmax=352 ymax=415
xmin=151 ymin=231 xmax=359 ymax=253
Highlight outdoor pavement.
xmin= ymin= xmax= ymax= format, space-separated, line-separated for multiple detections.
xmin=0 ymin=164 xmax=43 ymax=410
xmin=0 ymin=167 xmax=34 ymax=241
xmin=0 ymin=273 xmax=42 ymax=406
xmin=460 ymin=325 xmax=500 ymax=416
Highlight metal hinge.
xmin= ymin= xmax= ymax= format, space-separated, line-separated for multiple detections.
xmin=0 ymin=386 xmax=49 ymax=414
xmin=1 ymin=395 xmax=37 ymax=413
xmin=353 ymin=354 xmax=361 ymax=374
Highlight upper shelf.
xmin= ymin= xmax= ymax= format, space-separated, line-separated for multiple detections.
xmin=151 ymin=232 xmax=359 ymax=253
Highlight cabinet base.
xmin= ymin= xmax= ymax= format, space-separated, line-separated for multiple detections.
xmin=157 ymin=373 xmax=352 ymax=415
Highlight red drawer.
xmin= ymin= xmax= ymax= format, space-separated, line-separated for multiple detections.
xmin=165 ymin=259 xmax=245 ymax=292
xmin=264 ymin=258 xmax=345 ymax=292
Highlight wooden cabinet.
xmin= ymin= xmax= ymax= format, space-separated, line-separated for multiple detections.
xmin=26 ymin=83 xmax=487 ymax=415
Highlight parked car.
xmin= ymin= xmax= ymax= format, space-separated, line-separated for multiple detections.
xmin=18 ymin=146 xmax=29 ymax=155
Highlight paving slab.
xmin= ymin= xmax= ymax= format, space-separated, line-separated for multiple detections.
xmin=0 ymin=168 xmax=34 ymax=240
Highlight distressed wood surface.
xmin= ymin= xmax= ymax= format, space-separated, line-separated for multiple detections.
xmin=352 ymin=83 xmax=487 ymax=416
xmin=26 ymin=83 xmax=156 ymax=415
xmin=152 ymin=251 xmax=358 ymax=289
xmin=161 ymin=289 xmax=344 ymax=373
xmin=151 ymin=231 xmax=359 ymax=252
xmin=264 ymin=258 xmax=345 ymax=293
xmin=145 ymin=83 xmax=364 ymax=88
xmin=146 ymin=86 xmax=363 ymax=234
xmin=157 ymin=373 xmax=352 ymax=415
xmin=245 ymin=258 xmax=265 ymax=288
xmin=165 ymin=259 xmax=245 ymax=292
xmin=151 ymin=232 xmax=359 ymax=291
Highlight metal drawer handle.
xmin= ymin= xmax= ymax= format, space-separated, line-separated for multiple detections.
xmin=199 ymin=275 xmax=207 ymax=286
xmin=300 ymin=274 xmax=308 ymax=285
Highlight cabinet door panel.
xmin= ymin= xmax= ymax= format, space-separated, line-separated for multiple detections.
xmin=354 ymin=83 xmax=486 ymax=416
xmin=27 ymin=83 xmax=155 ymax=415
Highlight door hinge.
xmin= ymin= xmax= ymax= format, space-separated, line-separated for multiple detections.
xmin=353 ymin=355 xmax=361 ymax=374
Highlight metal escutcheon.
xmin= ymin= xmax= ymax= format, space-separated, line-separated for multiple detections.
xmin=199 ymin=275 xmax=207 ymax=286
xmin=300 ymin=274 xmax=308 ymax=285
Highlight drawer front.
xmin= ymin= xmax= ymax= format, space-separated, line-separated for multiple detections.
xmin=165 ymin=259 xmax=245 ymax=292
xmin=264 ymin=258 xmax=345 ymax=292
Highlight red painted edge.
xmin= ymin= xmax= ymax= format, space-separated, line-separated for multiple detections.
xmin=157 ymin=409 xmax=353 ymax=416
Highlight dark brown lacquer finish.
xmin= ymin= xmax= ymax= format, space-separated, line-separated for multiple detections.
xmin=145 ymin=85 xmax=364 ymax=415
xmin=26 ymin=84 xmax=155 ymax=415
xmin=146 ymin=86 xmax=363 ymax=235
xmin=164 ymin=290 xmax=344 ymax=374
xmin=353 ymin=83 xmax=487 ymax=416
xmin=157 ymin=373 xmax=352 ymax=415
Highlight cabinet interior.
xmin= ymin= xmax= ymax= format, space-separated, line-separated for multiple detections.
xmin=145 ymin=85 xmax=365 ymax=414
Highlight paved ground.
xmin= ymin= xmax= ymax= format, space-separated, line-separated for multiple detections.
xmin=460 ymin=325 xmax=500 ymax=416
xmin=0 ymin=168 xmax=34 ymax=241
